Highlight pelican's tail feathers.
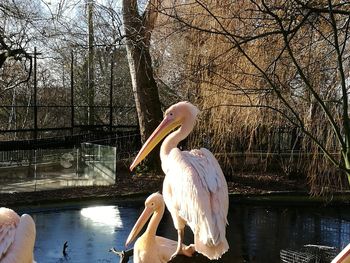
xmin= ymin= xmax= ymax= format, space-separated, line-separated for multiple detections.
xmin=194 ymin=235 xmax=229 ymax=260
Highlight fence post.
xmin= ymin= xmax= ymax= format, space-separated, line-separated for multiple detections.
xmin=109 ymin=49 xmax=114 ymax=132
xmin=115 ymin=132 xmax=118 ymax=184
xmin=33 ymin=47 xmax=38 ymax=143
xmin=71 ymin=50 xmax=74 ymax=134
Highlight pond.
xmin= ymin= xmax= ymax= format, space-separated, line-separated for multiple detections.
xmin=24 ymin=198 xmax=350 ymax=263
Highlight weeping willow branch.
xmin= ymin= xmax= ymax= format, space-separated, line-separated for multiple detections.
xmin=328 ymin=0 xmax=350 ymax=173
xmin=263 ymin=1 xmax=346 ymax=151
xmin=202 ymin=102 xmax=349 ymax=173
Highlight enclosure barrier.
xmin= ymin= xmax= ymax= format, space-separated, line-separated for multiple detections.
xmin=280 ymin=245 xmax=337 ymax=263
xmin=0 ymin=133 xmax=140 ymax=193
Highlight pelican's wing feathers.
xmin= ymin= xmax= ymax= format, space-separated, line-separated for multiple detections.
xmin=0 ymin=208 xmax=20 ymax=260
xmin=164 ymin=148 xmax=229 ymax=248
xmin=155 ymin=236 xmax=177 ymax=261
xmin=156 ymin=236 xmax=193 ymax=262
xmin=0 ymin=208 xmax=36 ymax=263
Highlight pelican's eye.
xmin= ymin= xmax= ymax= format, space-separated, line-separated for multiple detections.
xmin=150 ymin=202 xmax=155 ymax=207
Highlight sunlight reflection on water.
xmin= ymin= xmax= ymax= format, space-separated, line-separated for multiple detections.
xmin=32 ymin=204 xmax=141 ymax=263
xmin=80 ymin=206 xmax=123 ymax=230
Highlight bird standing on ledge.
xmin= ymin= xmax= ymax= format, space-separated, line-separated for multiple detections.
xmin=130 ymin=101 xmax=229 ymax=260
xmin=0 ymin=207 xmax=36 ymax=263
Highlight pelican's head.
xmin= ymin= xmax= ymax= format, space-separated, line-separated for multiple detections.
xmin=144 ymin=192 xmax=164 ymax=212
xmin=130 ymin=101 xmax=199 ymax=171
xmin=163 ymin=101 xmax=200 ymax=123
xmin=125 ymin=192 xmax=164 ymax=247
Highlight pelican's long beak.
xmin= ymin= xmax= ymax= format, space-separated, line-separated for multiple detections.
xmin=125 ymin=206 xmax=153 ymax=247
xmin=129 ymin=115 xmax=181 ymax=171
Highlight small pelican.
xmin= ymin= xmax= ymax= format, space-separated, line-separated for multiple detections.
xmin=0 ymin=207 xmax=36 ymax=263
xmin=125 ymin=192 xmax=194 ymax=263
xmin=130 ymin=101 xmax=229 ymax=260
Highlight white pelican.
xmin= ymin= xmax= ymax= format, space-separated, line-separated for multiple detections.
xmin=0 ymin=207 xmax=36 ymax=263
xmin=125 ymin=192 xmax=194 ymax=263
xmin=130 ymin=101 xmax=229 ymax=260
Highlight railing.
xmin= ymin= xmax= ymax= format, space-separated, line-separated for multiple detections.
xmin=0 ymin=105 xmax=138 ymax=142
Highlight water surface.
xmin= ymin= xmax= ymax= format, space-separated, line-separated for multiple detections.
xmin=27 ymin=201 xmax=350 ymax=263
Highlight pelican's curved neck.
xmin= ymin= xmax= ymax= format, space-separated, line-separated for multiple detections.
xmin=160 ymin=118 xmax=195 ymax=158
xmin=146 ymin=203 xmax=165 ymax=237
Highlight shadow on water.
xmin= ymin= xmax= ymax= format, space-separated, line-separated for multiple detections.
xmin=26 ymin=200 xmax=350 ymax=263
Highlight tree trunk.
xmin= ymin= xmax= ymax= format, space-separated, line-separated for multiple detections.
xmin=122 ymin=0 xmax=162 ymax=170
xmin=343 ymin=151 xmax=350 ymax=185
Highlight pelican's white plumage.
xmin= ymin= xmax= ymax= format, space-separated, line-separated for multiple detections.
xmin=163 ymin=147 xmax=229 ymax=259
xmin=130 ymin=101 xmax=229 ymax=260
xmin=0 ymin=207 xmax=36 ymax=263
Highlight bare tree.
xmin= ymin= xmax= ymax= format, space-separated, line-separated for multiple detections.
xmin=0 ymin=0 xmax=137 ymax=140
xmin=0 ymin=0 xmax=38 ymax=86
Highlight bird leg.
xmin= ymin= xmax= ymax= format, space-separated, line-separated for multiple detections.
xmin=170 ymin=228 xmax=194 ymax=260
xmin=183 ymin=244 xmax=196 ymax=256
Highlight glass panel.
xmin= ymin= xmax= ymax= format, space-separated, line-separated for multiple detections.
xmin=0 ymin=144 xmax=116 ymax=193
xmin=79 ymin=143 xmax=116 ymax=184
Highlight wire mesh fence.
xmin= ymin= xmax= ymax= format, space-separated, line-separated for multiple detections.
xmin=280 ymin=245 xmax=338 ymax=263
